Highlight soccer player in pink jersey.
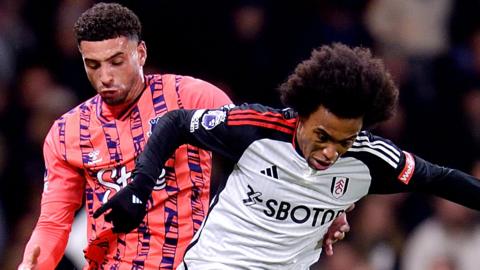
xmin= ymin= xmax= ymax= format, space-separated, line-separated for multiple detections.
xmin=18 ymin=3 xmax=349 ymax=269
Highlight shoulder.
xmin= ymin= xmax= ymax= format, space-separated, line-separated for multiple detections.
xmin=59 ymin=95 xmax=98 ymax=118
xmin=174 ymin=74 xmax=232 ymax=109
xmin=226 ymin=104 xmax=297 ymax=135
xmin=152 ymin=73 xmax=220 ymax=92
xmin=345 ymin=130 xmax=402 ymax=169
xmin=178 ymin=75 xmax=217 ymax=89
xmin=229 ymin=104 xmax=296 ymax=119
xmin=48 ymin=96 xmax=99 ymax=138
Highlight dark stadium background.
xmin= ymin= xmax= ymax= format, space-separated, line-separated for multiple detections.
xmin=1 ymin=0 xmax=480 ymax=269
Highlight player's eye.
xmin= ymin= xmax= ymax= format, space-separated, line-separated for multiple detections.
xmin=313 ymin=129 xmax=329 ymax=143
xmin=340 ymin=140 xmax=353 ymax=148
xmin=111 ymin=57 xmax=124 ymax=66
xmin=317 ymin=134 xmax=328 ymax=143
xmin=112 ymin=60 xmax=123 ymax=66
xmin=85 ymin=61 xmax=100 ymax=69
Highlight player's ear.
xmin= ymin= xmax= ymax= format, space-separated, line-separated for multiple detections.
xmin=137 ymin=41 xmax=147 ymax=66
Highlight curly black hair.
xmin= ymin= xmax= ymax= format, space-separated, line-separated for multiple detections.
xmin=279 ymin=43 xmax=398 ymax=128
xmin=74 ymin=2 xmax=141 ymax=44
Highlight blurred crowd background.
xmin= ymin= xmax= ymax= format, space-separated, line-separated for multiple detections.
xmin=1 ymin=0 xmax=480 ymax=269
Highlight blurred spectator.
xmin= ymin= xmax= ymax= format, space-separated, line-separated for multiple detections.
xmin=17 ymin=66 xmax=77 ymax=145
xmin=301 ymin=0 xmax=371 ymax=48
xmin=284 ymin=0 xmax=372 ymax=76
xmin=365 ymin=0 xmax=453 ymax=106
xmin=433 ymin=28 xmax=480 ymax=172
xmin=0 ymin=0 xmax=36 ymax=83
xmin=0 ymin=201 xmax=6 ymax=259
xmin=349 ymin=195 xmax=406 ymax=270
xmin=0 ymin=36 xmax=14 ymax=84
xmin=401 ymin=198 xmax=480 ymax=270
xmin=449 ymin=0 xmax=480 ymax=47
xmin=471 ymin=160 xmax=480 ymax=179
xmin=461 ymin=89 xmax=480 ymax=149
xmin=313 ymin=242 xmax=372 ymax=270
xmin=1 ymin=65 xmax=77 ymax=269
xmin=0 ymin=133 xmax=7 ymax=259
xmin=226 ymin=1 xmax=278 ymax=105
xmin=366 ymin=0 xmax=452 ymax=58
xmin=52 ymin=0 xmax=94 ymax=101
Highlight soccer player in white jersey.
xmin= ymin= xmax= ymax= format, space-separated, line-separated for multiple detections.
xmin=94 ymin=43 xmax=480 ymax=269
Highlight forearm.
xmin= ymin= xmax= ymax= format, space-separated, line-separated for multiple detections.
xmin=135 ymin=109 xmax=195 ymax=182
xmin=411 ymin=156 xmax=480 ymax=210
xmin=23 ymin=201 xmax=76 ymax=269
xmin=420 ymin=168 xmax=480 ymax=210
xmin=24 ymin=227 xmax=69 ymax=269
xmin=93 ymin=110 xmax=199 ymax=233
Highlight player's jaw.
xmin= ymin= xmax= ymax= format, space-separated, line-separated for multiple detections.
xmin=80 ymin=37 xmax=147 ymax=106
xmin=296 ymin=105 xmax=363 ymax=171
xmin=98 ymin=72 xmax=145 ymax=106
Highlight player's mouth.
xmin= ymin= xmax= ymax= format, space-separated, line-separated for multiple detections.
xmin=309 ymin=158 xmax=332 ymax=171
xmin=100 ymin=89 xmax=120 ymax=98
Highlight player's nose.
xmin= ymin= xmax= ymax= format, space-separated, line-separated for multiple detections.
xmin=99 ymin=66 xmax=114 ymax=86
xmin=322 ymin=144 xmax=338 ymax=161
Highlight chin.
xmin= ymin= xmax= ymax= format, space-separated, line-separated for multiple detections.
xmin=103 ymin=99 xmax=121 ymax=106
xmin=103 ymin=95 xmax=128 ymax=106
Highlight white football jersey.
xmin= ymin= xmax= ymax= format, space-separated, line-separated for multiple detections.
xmin=133 ymin=103 xmax=480 ymax=270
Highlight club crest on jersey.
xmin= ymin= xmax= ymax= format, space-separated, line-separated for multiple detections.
xmin=330 ymin=177 xmax=349 ymax=199
xmin=201 ymin=110 xmax=226 ymax=130
xmin=87 ymin=149 xmax=102 ymax=165
xmin=147 ymin=116 xmax=161 ymax=137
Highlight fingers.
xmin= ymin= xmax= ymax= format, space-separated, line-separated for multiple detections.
xmin=112 ymin=224 xmax=128 ymax=234
xmin=328 ymin=227 xmax=347 ymax=244
xmin=331 ymin=223 xmax=350 ymax=242
xmin=111 ymin=220 xmax=132 ymax=234
xmin=323 ymin=228 xmax=347 ymax=257
xmin=327 ymin=213 xmax=348 ymax=233
xmin=323 ymin=240 xmax=334 ymax=256
xmin=104 ymin=211 xmax=114 ymax=223
xmin=321 ymin=206 xmax=354 ymax=257
xmin=93 ymin=202 xmax=111 ymax=218
xmin=336 ymin=213 xmax=350 ymax=229
xmin=322 ymin=211 xmax=352 ymax=256
xmin=333 ymin=231 xmax=343 ymax=241
xmin=338 ymin=222 xmax=350 ymax=234
xmin=95 ymin=204 xmax=135 ymax=233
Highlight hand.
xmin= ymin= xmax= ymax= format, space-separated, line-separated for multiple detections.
xmin=322 ymin=204 xmax=355 ymax=256
xmin=84 ymin=229 xmax=117 ymax=267
xmin=18 ymin=245 xmax=40 ymax=270
xmin=93 ymin=183 xmax=149 ymax=233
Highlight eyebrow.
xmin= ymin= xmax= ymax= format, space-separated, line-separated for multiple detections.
xmin=315 ymin=127 xmax=358 ymax=143
xmin=84 ymin=52 xmax=124 ymax=63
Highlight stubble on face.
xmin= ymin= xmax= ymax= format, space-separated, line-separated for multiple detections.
xmin=80 ymin=37 xmax=146 ymax=106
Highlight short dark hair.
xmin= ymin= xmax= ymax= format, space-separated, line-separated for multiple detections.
xmin=279 ymin=43 xmax=398 ymax=128
xmin=74 ymin=2 xmax=141 ymax=44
